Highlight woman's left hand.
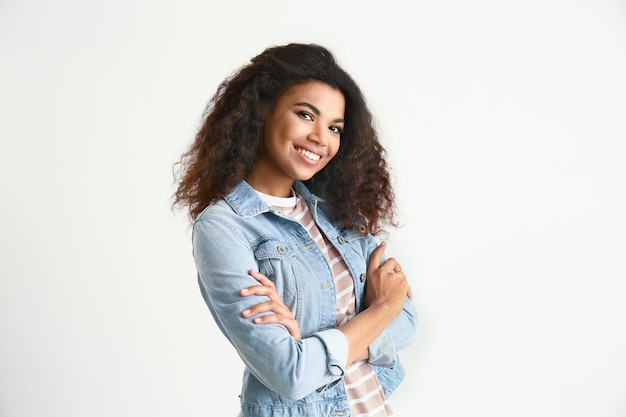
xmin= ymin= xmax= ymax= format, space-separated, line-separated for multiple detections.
xmin=240 ymin=270 xmax=302 ymax=340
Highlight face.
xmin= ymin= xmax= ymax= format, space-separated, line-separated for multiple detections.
xmin=246 ymin=80 xmax=345 ymax=197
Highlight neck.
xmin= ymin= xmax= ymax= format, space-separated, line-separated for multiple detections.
xmin=245 ymin=170 xmax=294 ymax=197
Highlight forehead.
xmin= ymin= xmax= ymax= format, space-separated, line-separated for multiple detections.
xmin=278 ymin=81 xmax=345 ymax=110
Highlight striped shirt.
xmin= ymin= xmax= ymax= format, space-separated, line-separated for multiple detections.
xmin=265 ymin=192 xmax=394 ymax=417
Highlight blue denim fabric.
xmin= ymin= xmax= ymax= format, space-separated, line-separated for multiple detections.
xmin=193 ymin=181 xmax=417 ymax=416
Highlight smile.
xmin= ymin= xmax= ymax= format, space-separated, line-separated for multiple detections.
xmin=296 ymin=147 xmax=321 ymax=161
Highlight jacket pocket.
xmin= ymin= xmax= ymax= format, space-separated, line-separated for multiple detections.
xmin=253 ymin=239 xmax=301 ymax=319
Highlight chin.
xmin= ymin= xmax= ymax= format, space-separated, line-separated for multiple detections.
xmin=292 ymin=169 xmax=319 ymax=182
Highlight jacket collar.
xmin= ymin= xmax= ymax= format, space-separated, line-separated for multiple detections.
xmin=224 ymin=180 xmax=322 ymax=218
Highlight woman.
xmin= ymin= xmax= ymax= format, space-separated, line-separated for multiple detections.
xmin=174 ymin=43 xmax=417 ymax=417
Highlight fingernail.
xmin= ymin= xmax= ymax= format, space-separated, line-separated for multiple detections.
xmin=242 ymin=309 xmax=250 ymax=317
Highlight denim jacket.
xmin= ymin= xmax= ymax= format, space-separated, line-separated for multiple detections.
xmin=192 ymin=181 xmax=417 ymax=417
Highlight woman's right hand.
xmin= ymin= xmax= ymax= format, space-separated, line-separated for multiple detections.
xmin=363 ymin=242 xmax=411 ymax=315
xmin=240 ymin=270 xmax=302 ymax=340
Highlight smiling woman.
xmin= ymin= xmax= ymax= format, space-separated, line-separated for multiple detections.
xmin=173 ymin=43 xmax=417 ymax=417
xmin=246 ymin=81 xmax=345 ymax=197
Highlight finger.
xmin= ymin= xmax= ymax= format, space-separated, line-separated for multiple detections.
xmin=393 ymin=271 xmax=406 ymax=280
xmin=382 ymin=257 xmax=402 ymax=274
xmin=252 ymin=313 xmax=295 ymax=325
xmin=407 ymin=284 xmax=413 ymax=300
xmin=240 ymin=284 xmax=280 ymax=301
xmin=242 ymin=270 xmax=281 ymax=301
xmin=253 ymin=314 xmax=301 ymax=340
xmin=248 ymin=270 xmax=276 ymax=288
xmin=242 ymin=300 xmax=293 ymax=319
xmin=242 ymin=300 xmax=290 ymax=317
xmin=368 ymin=241 xmax=387 ymax=270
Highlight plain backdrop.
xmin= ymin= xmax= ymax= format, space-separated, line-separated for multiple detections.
xmin=1 ymin=1 xmax=625 ymax=416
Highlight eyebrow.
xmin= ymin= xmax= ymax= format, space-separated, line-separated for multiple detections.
xmin=294 ymin=102 xmax=345 ymax=124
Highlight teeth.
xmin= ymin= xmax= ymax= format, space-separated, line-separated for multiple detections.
xmin=297 ymin=148 xmax=320 ymax=161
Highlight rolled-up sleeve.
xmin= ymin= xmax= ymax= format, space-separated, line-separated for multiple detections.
xmin=193 ymin=217 xmax=348 ymax=400
xmin=313 ymin=329 xmax=349 ymax=376
xmin=368 ymin=298 xmax=417 ymax=367
xmin=363 ymin=236 xmax=418 ymax=368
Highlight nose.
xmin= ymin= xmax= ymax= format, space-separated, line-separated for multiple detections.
xmin=307 ymin=124 xmax=328 ymax=147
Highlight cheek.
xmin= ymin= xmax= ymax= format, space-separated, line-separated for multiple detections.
xmin=329 ymin=139 xmax=341 ymax=158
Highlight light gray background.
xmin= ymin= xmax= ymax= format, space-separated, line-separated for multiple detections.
xmin=1 ymin=1 xmax=625 ymax=416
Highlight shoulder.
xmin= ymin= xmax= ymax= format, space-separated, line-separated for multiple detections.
xmin=196 ymin=180 xmax=269 ymax=222
xmin=195 ymin=198 xmax=233 ymax=222
xmin=193 ymin=201 xmax=247 ymax=248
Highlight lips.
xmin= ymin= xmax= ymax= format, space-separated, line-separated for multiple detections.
xmin=295 ymin=146 xmax=321 ymax=161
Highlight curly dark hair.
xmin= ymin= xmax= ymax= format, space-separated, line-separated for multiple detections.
xmin=173 ymin=43 xmax=397 ymax=236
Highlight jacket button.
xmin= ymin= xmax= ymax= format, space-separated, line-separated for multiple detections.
xmin=360 ymin=273 xmax=366 ymax=282
xmin=337 ymin=236 xmax=346 ymax=244
xmin=277 ymin=245 xmax=285 ymax=254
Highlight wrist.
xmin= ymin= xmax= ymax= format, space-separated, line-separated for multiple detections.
xmin=364 ymin=300 xmax=401 ymax=321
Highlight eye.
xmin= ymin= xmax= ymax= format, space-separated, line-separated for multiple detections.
xmin=329 ymin=125 xmax=344 ymax=135
xmin=297 ymin=111 xmax=314 ymax=121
